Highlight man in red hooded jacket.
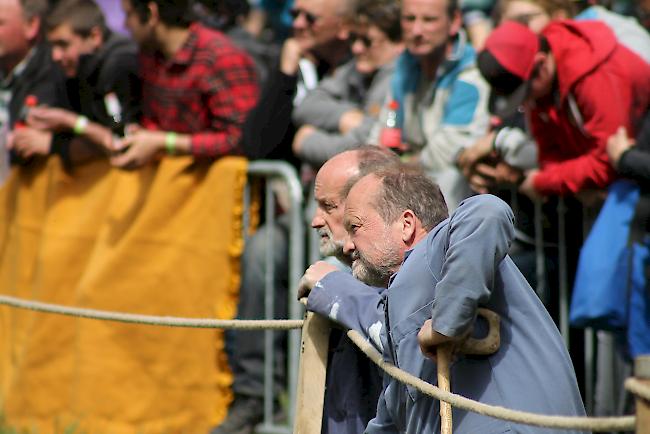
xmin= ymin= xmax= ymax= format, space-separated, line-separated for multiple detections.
xmin=477 ymin=20 xmax=650 ymax=199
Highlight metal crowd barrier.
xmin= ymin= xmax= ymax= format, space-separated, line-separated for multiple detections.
xmin=527 ymin=196 xmax=587 ymax=409
xmin=243 ymin=161 xmax=305 ymax=434
xmin=526 ymin=194 xmax=627 ymax=417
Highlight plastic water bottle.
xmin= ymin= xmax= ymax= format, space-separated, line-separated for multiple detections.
xmin=14 ymin=95 xmax=38 ymax=130
xmin=379 ymin=100 xmax=406 ymax=153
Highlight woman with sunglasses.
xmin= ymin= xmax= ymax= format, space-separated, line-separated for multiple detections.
xmin=291 ymin=0 xmax=404 ymax=167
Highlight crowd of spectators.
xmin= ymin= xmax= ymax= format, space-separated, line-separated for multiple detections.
xmin=1 ymin=0 xmax=649 ymax=433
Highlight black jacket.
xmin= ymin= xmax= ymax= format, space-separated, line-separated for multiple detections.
xmin=618 ymin=112 xmax=650 ymax=186
xmin=69 ymin=31 xmax=141 ymax=134
xmin=7 ymin=42 xmax=70 ymax=165
xmin=8 ymin=43 xmax=69 ymax=127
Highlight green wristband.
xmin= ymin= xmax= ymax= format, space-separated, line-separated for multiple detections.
xmin=73 ymin=115 xmax=88 ymax=135
xmin=165 ymin=132 xmax=177 ymax=155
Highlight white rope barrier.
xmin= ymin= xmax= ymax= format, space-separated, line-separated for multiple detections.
xmin=346 ymin=329 xmax=636 ymax=432
xmin=0 ymin=295 xmax=304 ymax=330
xmin=0 ymin=293 xmax=644 ymax=432
xmin=626 ymin=377 xmax=650 ymax=402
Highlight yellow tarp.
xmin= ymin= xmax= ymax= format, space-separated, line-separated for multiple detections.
xmin=0 ymin=155 xmax=248 ymax=433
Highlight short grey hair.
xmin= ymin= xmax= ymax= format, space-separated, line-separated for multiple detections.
xmin=372 ymin=166 xmax=448 ymax=231
xmin=340 ymin=145 xmax=401 ymax=199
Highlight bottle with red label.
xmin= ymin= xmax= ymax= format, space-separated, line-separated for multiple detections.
xmin=379 ymin=100 xmax=407 ymax=154
xmin=14 ymin=95 xmax=38 ymax=130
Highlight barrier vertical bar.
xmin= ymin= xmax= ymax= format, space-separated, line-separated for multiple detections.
xmin=634 ymin=356 xmax=650 ymax=434
xmin=263 ymin=180 xmax=276 ymax=425
xmin=557 ymin=197 xmax=569 ymax=347
xmin=584 ymin=328 xmax=595 ymax=414
xmin=246 ymin=161 xmax=304 ymax=434
xmin=285 ymin=166 xmax=305 ymax=431
xmin=582 ymin=209 xmax=595 ymax=415
xmin=243 ymin=181 xmax=251 ymax=242
xmin=533 ymin=199 xmax=547 ymax=305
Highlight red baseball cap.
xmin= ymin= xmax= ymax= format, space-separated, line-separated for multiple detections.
xmin=478 ymin=21 xmax=542 ymax=117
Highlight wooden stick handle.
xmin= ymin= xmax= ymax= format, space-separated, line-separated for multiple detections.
xmin=438 ymin=343 xmax=454 ymax=434
xmin=460 ymin=308 xmax=501 ymax=355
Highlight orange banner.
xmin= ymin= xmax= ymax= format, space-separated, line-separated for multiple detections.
xmin=0 ymin=155 xmax=247 ymax=433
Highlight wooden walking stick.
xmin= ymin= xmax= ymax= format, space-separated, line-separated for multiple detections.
xmin=437 ymin=342 xmax=455 ymax=434
xmin=634 ymin=356 xmax=650 ymax=434
xmin=437 ymin=308 xmax=501 ymax=434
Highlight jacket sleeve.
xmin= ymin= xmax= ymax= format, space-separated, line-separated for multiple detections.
xmin=296 ymin=117 xmax=376 ymax=166
xmin=615 ymin=112 xmax=650 ymax=185
xmin=307 ymin=271 xmax=387 ymax=352
xmin=493 ymin=126 xmax=538 ymax=170
xmin=10 ymin=45 xmax=71 ymax=165
xmin=617 ymin=148 xmax=650 ymax=185
xmin=531 ymin=69 xmax=632 ymax=194
xmin=189 ymin=51 xmax=259 ymax=158
xmin=419 ymin=71 xmax=491 ymax=172
xmin=292 ymin=62 xmax=358 ymax=131
xmin=430 ymin=195 xmax=515 ymax=337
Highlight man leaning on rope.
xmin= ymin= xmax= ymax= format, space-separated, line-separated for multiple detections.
xmin=299 ymin=164 xmax=588 ymax=433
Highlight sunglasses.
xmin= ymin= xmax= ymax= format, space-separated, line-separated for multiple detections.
xmin=290 ymin=7 xmax=320 ymax=25
xmin=350 ymin=32 xmax=373 ymax=48
xmin=508 ymin=11 xmax=544 ymax=26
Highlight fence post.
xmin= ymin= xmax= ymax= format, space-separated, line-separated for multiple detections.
xmin=293 ymin=311 xmax=330 ymax=433
xmin=635 ymin=355 xmax=650 ymax=434
xmin=246 ymin=161 xmax=305 ymax=433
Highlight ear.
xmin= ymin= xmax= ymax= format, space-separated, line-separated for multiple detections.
xmin=24 ymin=16 xmax=41 ymax=43
xmin=532 ymin=51 xmax=550 ymax=79
xmin=89 ymin=26 xmax=104 ymax=50
xmin=449 ymin=9 xmax=463 ymax=38
xmin=400 ymin=209 xmax=418 ymax=244
xmin=147 ymin=1 xmax=160 ymax=26
xmin=337 ymin=18 xmax=353 ymax=41
xmin=551 ymin=10 xmax=569 ymax=20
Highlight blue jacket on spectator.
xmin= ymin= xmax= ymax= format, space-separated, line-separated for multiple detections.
xmin=369 ymin=30 xmax=490 ymax=209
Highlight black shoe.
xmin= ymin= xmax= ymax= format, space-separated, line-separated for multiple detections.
xmin=210 ymin=395 xmax=264 ymax=434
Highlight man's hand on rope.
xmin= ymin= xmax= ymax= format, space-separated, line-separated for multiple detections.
xmin=297 ymin=261 xmax=338 ymax=300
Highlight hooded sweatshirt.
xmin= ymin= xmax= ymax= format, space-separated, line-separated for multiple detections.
xmin=531 ymin=20 xmax=650 ymax=195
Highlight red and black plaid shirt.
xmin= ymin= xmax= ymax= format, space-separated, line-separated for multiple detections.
xmin=140 ymin=23 xmax=259 ymax=158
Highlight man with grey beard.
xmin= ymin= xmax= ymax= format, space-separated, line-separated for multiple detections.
xmin=302 ymin=145 xmax=399 ymax=433
xmin=299 ymin=167 xmax=586 ymax=434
